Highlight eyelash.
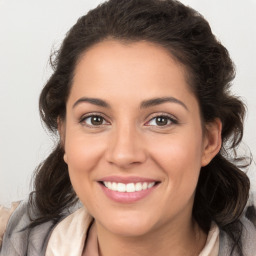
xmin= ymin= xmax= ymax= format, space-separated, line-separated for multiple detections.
xmin=79 ymin=113 xmax=178 ymax=128
xmin=145 ymin=113 xmax=178 ymax=127
xmin=79 ymin=113 xmax=110 ymax=128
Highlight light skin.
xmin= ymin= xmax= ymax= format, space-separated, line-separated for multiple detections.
xmin=60 ymin=40 xmax=222 ymax=256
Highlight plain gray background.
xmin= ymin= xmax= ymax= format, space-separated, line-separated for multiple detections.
xmin=0 ymin=0 xmax=255 ymax=206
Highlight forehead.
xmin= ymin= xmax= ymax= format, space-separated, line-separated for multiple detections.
xmin=68 ymin=40 xmax=197 ymax=110
xmin=75 ymin=40 xmax=186 ymax=79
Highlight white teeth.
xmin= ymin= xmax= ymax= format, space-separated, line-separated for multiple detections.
xmin=112 ymin=182 xmax=117 ymax=191
xmin=117 ymin=183 xmax=126 ymax=192
xmin=126 ymin=183 xmax=135 ymax=192
xmin=135 ymin=182 xmax=142 ymax=191
xmin=107 ymin=181 xmax=112 ymax=189
xmin=142 ymin=182 xmax=147 ymax=190
xmin=103 ymin=181 xmax=156 ymax=193
xmin=148 ymin=182 xmax=154 ymax=188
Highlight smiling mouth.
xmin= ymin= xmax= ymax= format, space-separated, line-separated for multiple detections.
xmin=101 ymin=181 xmax=160 ymax=193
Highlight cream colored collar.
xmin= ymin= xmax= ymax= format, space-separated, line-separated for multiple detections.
xmin=199 ymin=222 xmax=219 ymax=256
xmin=46 ymin=207 xmax=219 ymax=256
xmin=45 ymin=207 xmax=93 ymax=256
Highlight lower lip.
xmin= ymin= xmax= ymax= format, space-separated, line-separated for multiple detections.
xmin=99 ymin=183 xmax=158 ymax=203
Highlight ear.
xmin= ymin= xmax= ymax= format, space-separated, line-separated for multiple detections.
xmin=201 ymin=118 xmax=222 ymax=167
xmin=57 ymin=117 xmax=68 ymax=163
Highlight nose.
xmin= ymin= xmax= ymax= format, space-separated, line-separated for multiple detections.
xmin=105 ymin=124 xmax=147 ymax=169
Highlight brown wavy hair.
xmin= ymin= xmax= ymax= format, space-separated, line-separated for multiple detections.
xmin=29 ymin=0 xmax=250 ymax=254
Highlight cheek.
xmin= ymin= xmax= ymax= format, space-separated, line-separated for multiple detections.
xmin=64 ymin=128 xmax=105 ymax=170
xmin=150 ymin=132 xmax=203 ymax=169
xmin=148 ymin=132 xmax=203 ymax=192
xmin=63 ymin=130 xmax=106 ymax=196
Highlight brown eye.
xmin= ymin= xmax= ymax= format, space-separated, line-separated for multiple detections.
xmin=155 ymin=117 xmax=169 ymax=126
xmin=91 ymin=116 xmax=104 ymax=125
xmin=81 ymin=115 xmax=108 ymax=127
xmin=146 ymin=115 xmax=177 ymax=127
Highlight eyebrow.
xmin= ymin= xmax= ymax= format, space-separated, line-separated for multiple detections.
xmin=140 ymin=97 xmax=188 ymax=111
xmin=73 ymin=97 xmax=110 ymax=109
xmin=73 ymin=96 xmax=188 ymax=111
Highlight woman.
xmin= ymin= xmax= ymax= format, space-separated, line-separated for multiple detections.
xmin=1 ymin=0 xmax=255 ymax=255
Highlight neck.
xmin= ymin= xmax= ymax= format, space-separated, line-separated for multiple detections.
xmin=95 ymin=218 xmax=207 ymax=256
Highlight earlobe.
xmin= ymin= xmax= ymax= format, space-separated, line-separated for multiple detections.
xmin=201 ymin=118 xmax=222 ymax=167
xmin=63 ymin=153 xmax=68 ymax=164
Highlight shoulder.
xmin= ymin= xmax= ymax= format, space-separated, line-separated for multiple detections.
xmin=0 ymin=198 xmax=83 ymax=256
xmin=240 ymin=214 xmax=256 ymax=255
xmin=0 ymin=202 xmax=20 ymax=246
xmin=0 ymin=199 xmax=43 ymax=255
xmin=219 ymin=215 xmax=256 ymax=256
xmin=0 ymin=199 xmax=58 ymax=255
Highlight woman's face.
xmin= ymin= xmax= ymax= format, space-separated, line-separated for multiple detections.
xmin=62 ymin=40 xmax=220 ymax=237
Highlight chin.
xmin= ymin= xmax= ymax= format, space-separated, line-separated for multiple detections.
xmin=106 ymin=222 xmax=155 ymax=237
xmin=96 ymin=211 xmax=158 ymax=237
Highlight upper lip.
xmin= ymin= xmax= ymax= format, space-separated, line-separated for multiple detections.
xmin=99 ymin=176 xmax=160 ymax=184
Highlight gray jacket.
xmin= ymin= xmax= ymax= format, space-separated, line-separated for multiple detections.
xmin=1 ymin=200 xmax=256 ymax=256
